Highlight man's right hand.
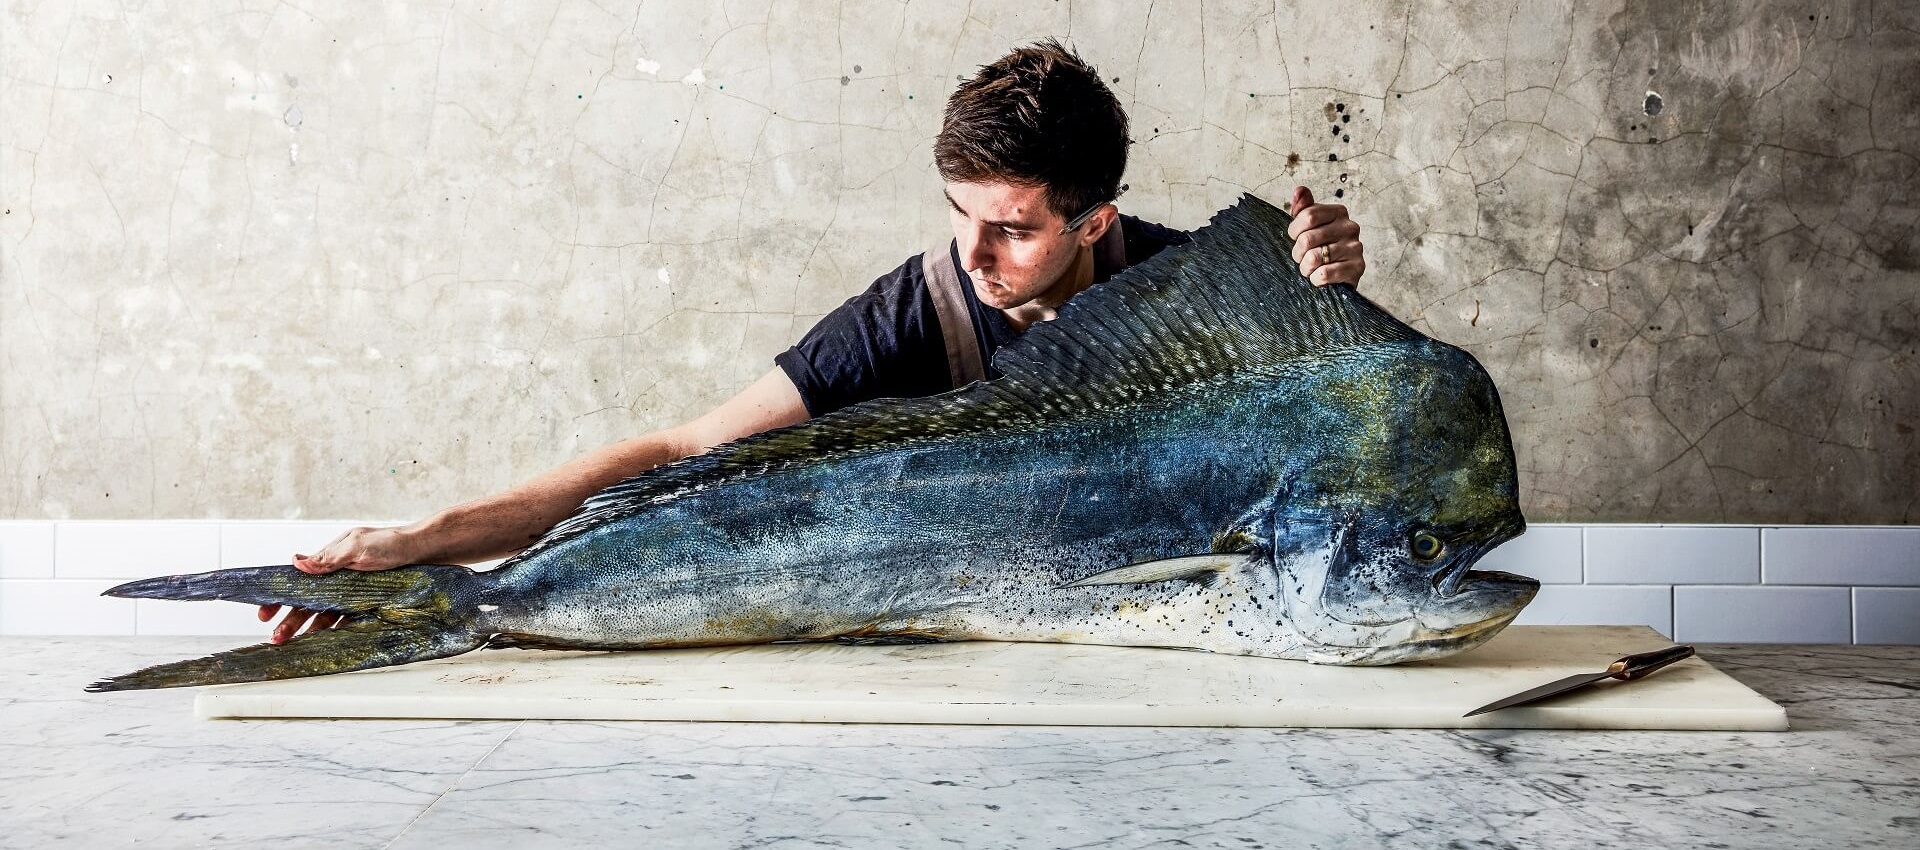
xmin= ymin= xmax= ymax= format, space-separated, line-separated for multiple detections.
xmin=259 ymin=525 xmax=420 ymax=644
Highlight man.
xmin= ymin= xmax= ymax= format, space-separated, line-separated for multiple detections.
xmin=260 ymin=40 xmax=1367 ymax=643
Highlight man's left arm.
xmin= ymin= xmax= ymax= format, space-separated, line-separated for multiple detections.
xmin=1286 ymin=186 xmax=1366 ymax=288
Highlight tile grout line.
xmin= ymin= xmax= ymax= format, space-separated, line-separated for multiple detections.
xmin=380 ymin=719 xmax=527 ymax=849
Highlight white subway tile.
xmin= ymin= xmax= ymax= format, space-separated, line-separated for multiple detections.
xmin=0 ymin=521 xmax=56 ymax=578
xmin=136 ymin=598 xmax=279 ymax=636
xmin=1513 ymin=585 xmax=1672 ymax=637
xmin=1763 ymin=527 xmax=1920 ymax=586
xmin=1585 ymin=526 xmax=1758 ymax=585
xmin=1854 ymin=587 xmax=1920 ymax=645
xmin=0 ymin=579 xmax=136 ymax=634
xmin=1477 ymin=525 xmax=1582 ymax=583
xmin=220 ymin=521 xmax=373 ymax=568
xmin=55 ymin=522 xmax=220 ymax=579
xmin=1673 ymin=586 xmax=1851 ymax=644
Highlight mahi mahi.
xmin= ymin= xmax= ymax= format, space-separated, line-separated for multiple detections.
xmin=88 ymin=194 xmax=1537 ymax=692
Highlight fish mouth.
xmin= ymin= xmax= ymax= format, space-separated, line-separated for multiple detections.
xmin=1430 ymin=517 xmax=1527 ymax=599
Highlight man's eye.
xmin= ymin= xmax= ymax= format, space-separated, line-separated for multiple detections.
xmin=1001 ymin=228 xmax=1026 ymax=240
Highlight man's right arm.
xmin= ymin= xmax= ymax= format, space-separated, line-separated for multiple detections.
xmin=261 ymin=367 xmax=810 ymax=643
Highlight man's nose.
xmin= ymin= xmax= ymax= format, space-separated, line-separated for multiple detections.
xmin=957 ymin=226 xmax=993 ymax=273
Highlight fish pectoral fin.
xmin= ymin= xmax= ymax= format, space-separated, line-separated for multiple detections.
xmin=1060 ymin=554 xmax=1245 ymax=589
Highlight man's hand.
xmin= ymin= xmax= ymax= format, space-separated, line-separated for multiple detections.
xmin=258 ymin=525 xmax=419 ymax=644
xmin=1287 ymin=186 xmax=1366 ymax=288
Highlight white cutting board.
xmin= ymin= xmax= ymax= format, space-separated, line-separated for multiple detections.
xmin=193 ymin=625 xmax=1788 ymax=730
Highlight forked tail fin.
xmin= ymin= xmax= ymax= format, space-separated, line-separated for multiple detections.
xmin=86 ymin=565 xmax=488 ymax=692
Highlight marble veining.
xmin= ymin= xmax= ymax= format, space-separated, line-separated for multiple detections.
xmin=3 ymin=637 xmax=1915 ymax=848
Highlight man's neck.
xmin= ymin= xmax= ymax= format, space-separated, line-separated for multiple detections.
xmin=1000 ymin=242 xmax=1097 ymax=333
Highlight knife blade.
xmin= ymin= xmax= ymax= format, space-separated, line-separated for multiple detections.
xmin=1463 ymin=644 xmax=1696 ymax=718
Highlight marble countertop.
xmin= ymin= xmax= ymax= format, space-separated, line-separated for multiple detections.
xmin=2 ymin=638 xmax=1915 ymax=849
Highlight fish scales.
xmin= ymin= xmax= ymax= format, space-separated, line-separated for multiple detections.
xmin=88 ymin=195 xmax=1538 ymax=691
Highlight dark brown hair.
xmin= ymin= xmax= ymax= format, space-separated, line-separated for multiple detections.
xmin=934 ymin=39 xmax=1129 ymax=222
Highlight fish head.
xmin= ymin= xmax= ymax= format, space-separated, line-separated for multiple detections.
xmin=1273 ymin=340 xmax=1538 ymax=664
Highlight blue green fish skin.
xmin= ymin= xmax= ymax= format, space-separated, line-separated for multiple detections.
xmin=474 ymin=337 xmax=1535 ymax=666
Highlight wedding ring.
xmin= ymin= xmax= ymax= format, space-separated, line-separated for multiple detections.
xmin=1320 ymin=244 xmax=1332 ymax=266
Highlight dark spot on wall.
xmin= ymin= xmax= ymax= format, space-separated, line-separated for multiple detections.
xmin=1334 ymin=188 xmax=1344 ymax=198
xmin=1644 ymin=91 xmax=1664 ymax=115
xmin=1589 ymin=338 xmax=1599 ymax=348
xmin=852 ymin=65 xmax=861 ymax=73
xmin=1329 ymin=153 xmax=1338 ymax=161
xmin=1875 ymin=239 xmax=1919 ymax=272
xmin=841 ymin=76 xmax=849 ymax=86
xmin=1286 ymin=152 xmax=1301 ymax=170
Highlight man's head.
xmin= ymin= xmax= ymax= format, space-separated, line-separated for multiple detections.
xmin=935 ymin=40 xmax=1129 ymax=311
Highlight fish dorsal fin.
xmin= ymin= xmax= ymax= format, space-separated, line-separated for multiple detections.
xmin=500 ymin=194 xmax=1425 ymax=568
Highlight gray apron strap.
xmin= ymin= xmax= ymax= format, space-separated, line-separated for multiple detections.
xmin=922 ymin=242 xmax=988 ymax=388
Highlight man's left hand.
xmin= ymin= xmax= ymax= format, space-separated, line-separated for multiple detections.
xmin=1287 ymin=186 xmax=1366 ymax=288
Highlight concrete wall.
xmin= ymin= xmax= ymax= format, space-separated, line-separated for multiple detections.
xmin=2 ymin=0 xmax=1916 ymax=523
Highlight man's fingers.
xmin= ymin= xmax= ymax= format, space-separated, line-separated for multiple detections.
xmin=1289 ymin=186 xmax=1315 ymax=217
xmin=1290 ymin=224 xmax=1355 ymax=262
xmin=293 ymin=554 xmax=337 ymax=575
xmin=271 ymin=609 xmax=315 ymax=645
xmin=1310 ymin=259 xmax=1366 ymax=287
xmin=1287 ymin=204 xmax=1351 ymax=238
xmin=305 ymin=612 xmax=341 ymax=635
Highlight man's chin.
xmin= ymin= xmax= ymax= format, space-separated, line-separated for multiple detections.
xmin=973 ymin=281 xmax=1023 ymax=309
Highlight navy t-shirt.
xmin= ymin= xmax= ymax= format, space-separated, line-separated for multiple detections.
xmin=775 ymin=214 xmax=1192 ymax=417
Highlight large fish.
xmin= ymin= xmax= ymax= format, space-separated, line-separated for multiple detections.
xmin=88 ymin=195 xmax=1537 ymax=692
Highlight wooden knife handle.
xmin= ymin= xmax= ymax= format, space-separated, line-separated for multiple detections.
xmin=1607 ymin=645 xmax=1696 ymax=680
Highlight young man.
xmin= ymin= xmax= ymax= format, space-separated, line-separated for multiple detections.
xmin=260 ymin=40 xmax=1367 ymax=642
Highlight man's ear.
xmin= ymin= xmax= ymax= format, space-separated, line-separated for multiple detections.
xmin=1078 ymin=204 xmax=1120 ymax=248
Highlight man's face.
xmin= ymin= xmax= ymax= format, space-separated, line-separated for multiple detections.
xmin=944 ymin=181 xmax=1093 ymax=310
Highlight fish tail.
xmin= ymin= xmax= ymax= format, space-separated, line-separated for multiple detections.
xmin=86 ymin=565 xmax=488 ymax=692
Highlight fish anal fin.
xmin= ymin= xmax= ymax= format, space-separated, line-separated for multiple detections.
xmin=1061 ymin=554 xmax=1246 ymax=590
xmin=485 ymin=633 xmax=640 ymax=652
xmin=832 ymin=634 xmax=947 ymax=646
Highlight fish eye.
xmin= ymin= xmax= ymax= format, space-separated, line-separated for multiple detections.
xmin=1410 ymin=531 xmax=1445 ymax=561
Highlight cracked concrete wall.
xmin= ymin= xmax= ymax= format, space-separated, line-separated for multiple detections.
xmin=2 ymin=0 xmax=1915 ymax=523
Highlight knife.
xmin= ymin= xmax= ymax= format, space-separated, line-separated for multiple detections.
xmin=1463 ymin=644 xmax=1696 ymax=717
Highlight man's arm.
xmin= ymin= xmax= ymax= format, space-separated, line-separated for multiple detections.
xmin=261 ymin=367 xmax=809 ymax=643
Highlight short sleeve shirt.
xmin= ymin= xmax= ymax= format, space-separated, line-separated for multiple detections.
xmin=775 ymin=214 xmax=1192 ymax=417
